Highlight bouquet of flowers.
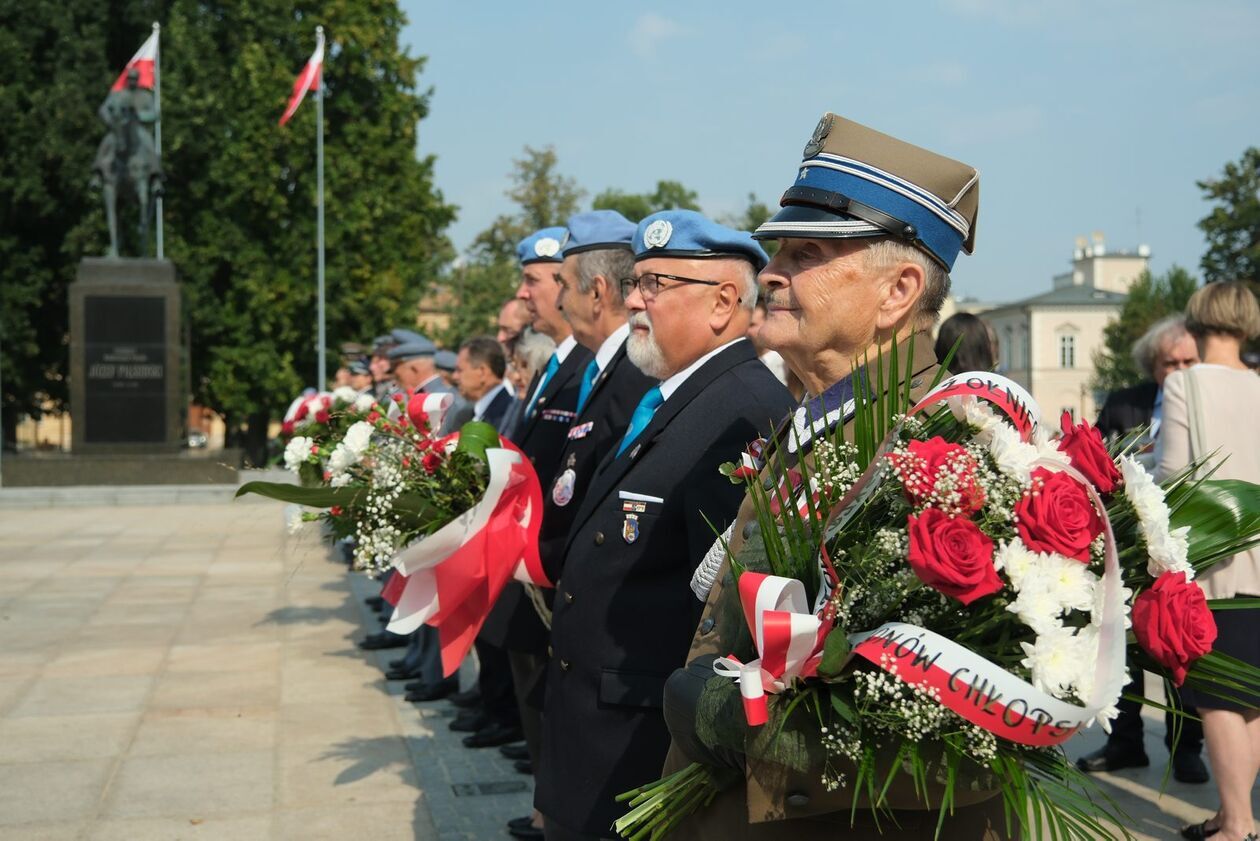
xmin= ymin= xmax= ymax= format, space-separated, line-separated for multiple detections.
xmin=241 ymin=390 xmax=551 ymax=676
xmin=279 ymin=387 xmax=380 ymax=487
xmin=616 ymin=353 xmax=1260 ymax=840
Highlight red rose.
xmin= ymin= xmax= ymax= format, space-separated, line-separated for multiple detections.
xmin=329 ymin=505 xmax=343 ymax=516
xmin=1015 ymin=468 xmax=1103 ymax=562
xmin=906 ymin=508 xmax=1000 ymax=605
xmin=314 ymin=409 xmax=331 ymax=424
xmin=1058 ymin=411 xmax=1121 ymax=494
xmin=888 ymin=437 xmax=984 ymax=514
xmin=367 ymin=410 xmax=381 ymax=423
xmin=1132 ymin=571 xmax=1217 ymax=686
xmin=421 ymin=452 xmax=442 ymax=474
xmin=281 ymin=420 xmax=295 ymax=436
xmin=294 ymin=403 xmax=309 ymax=421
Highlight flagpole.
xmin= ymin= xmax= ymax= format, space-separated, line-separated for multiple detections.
xmin=153 ymin=21 xmax=164 ymax=261
xmin=315 ymin=26 xmax=326 ymax=390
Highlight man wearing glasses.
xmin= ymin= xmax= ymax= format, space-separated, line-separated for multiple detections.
xmin=535 ymin=210 xmax=794 ymax=841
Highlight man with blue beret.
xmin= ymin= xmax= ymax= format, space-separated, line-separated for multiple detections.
xmin=661 ymin=114 xmax=1004 ymax=840
xmin=535 ymin=210 xmax=793 ymax=840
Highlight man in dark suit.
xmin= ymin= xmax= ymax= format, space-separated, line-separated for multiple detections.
xmin=452 ymin=336 xmax=515 ymax=429
xmin=449 ymin=228 xmax=597 ymax=751
xmin=535 ymin=210 xmax=794 ymax=841
xmin=1079 ymin=314 xmax=1207 ymax=783
xmin=488 ymin=211 xmax=655 ymax=840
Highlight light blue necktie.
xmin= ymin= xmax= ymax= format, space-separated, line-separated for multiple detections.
xmin=525 ymin=353 xmax=560 ymax=419
xmin=575 ymin=359 xmax=600 ymax=415
xmin=616 ymin=386 xmax=664 ymax=457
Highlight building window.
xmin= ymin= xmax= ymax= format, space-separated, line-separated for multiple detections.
xmin=1059 ymin=334 xmax=1076 ymax=368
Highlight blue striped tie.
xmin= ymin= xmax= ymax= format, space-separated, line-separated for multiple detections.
xmin=525 ymin=353 xmax=560 ymax=419
xmin=575 ymin=359 xmax=600 ymax=415
xmin=616 ymin=387 xmax=664 ymax=457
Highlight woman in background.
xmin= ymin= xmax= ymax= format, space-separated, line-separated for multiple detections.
xmin=934 ymin=312 xmax=997 ymax=375
xmin=1157 ymin=281 xmax=1260 ymax=841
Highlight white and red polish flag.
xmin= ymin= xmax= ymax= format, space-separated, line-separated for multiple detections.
xmin=279 ymin=30 xmax=325 ymax=126
xmin=111 ymin=31 xmax=158 ymax=90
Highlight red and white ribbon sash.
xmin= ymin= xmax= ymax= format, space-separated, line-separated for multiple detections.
xmin=713 ymin=572 xmax=827 ymax=727
xmin=407 ymin=391 xmax=453 ymax=434
xmin=912 ymin=371 xmax=1040 ymax=440
xmin=382 ymin=440 xmax=550 ymax=676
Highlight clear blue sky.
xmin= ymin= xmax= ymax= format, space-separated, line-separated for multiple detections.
xmin=399 ymin=1 xmax=1260 ymax=303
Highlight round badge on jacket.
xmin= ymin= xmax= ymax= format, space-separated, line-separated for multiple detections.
xmin=552 ymin=468 xmax=576 ymax=507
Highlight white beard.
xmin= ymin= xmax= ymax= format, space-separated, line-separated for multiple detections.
xmin=626 ymin=312 xmax=669 ymax=378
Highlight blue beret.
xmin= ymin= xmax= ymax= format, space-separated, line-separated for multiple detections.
xmin=561 ymin=210 xmax=636 ymax=257
xmin=434 ymin=349 xmax=458 ymax=372
xmin=632 ymin=210 xmax=768 ymax=272
xmin=755 ymin=113 xmax=979 ymax=270
xmin=388 ymin=338 xmax=436 ymax=362
xmin=517 ymin=227 xmax=567 ymax=265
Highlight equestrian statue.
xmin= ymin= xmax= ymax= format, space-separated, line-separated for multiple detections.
xmin=91 ymin=68 xmax=164 ymax=258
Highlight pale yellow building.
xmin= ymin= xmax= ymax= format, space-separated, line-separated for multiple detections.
xmin=972 ymin=235 xmax=1149 ymax=422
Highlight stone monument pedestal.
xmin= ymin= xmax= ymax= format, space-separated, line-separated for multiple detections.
xmin=69 ymin=258 xmax=183 ymax=453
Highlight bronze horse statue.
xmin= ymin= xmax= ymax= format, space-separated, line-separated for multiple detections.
xmin=91 ymin=68 xmax=164 ymax=258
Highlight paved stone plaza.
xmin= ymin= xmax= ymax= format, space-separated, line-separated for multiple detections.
xmin=0 ymin=493 xmax=1253 ymax=839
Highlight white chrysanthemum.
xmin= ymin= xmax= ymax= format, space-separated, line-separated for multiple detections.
xmin=993 ymin=539 xmax=1040 ymax=589
xmin=1040 ymin=553 xmax=1098 ymax=613
xmin=1091 ymin=578 xmax=1134 ymax=630
xmin=947 ymin=395 xmax=1004 ymax=444
xmin=987 ymin=423 xmax=1041 ymax=485
xmin=284 ymin=436 xmax=314 ymax=472
xmin=1020 ymin=626 xmax=1082 ymax=697
xmin=1118 ymin=455 xmax=1193 ymax=579
xmin=354 ymin=393 xmax=376 ymax=413
xmin=1007 ymin=583 xmax=1064 ymax=635
xmin=1031 ymin=426 xmax=1072 ymax=471
xmin=330 ymin=473 xmax=352 ymax=488
xmin=333 ymin=385 xmax=358 ymax=404
xmin=343 ymin=421 xmax=375 ymax=457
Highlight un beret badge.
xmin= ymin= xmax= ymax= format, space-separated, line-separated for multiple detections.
xmin=534 ymin=237 xmax=561 ymax=258
xmin=803 ymin=114 xmax=833 ymax=158
xmin=643 ymin=220 xmax=672 ymax=249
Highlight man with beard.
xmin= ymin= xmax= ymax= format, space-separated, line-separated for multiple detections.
xmin=535 ymin=210 xmax=793 ymax=841
xmin=661 ymin=113 xmax=1004 ymax=840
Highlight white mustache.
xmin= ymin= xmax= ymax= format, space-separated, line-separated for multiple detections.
xmin=629 ymin=312 xmax=653 ymax=332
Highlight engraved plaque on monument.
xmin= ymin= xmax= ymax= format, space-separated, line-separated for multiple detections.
xmin=69 ymin=258 xmax=183 ymax=452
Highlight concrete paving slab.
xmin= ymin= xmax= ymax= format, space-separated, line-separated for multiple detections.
xmin=101 ymin=752 xmax=275 ymax=819
xmin=86 ymin=814 xmax=273 ymax=841
xmin=0 ymin=712 xmax=138 ymax=762
xmin=0 ymin=758 xmax=114 ymax=826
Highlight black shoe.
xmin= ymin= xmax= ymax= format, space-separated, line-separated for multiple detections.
xmin=449 ymin=688 xmax=482 ymax=709
xmin=507 ymin=816 xmax=533 ymax=831
xmin=1173 ymin=750 xmax=1210 ymax=784
xmin=463 ymin=722 xmax=524 ymax=748
xmin=499 ymin=742 xmax=530 ymax=761
xmin=406 ymin=680 xmax=458 ymax=703
xmin=1075 ymin=746 xmax=1149 ymax=773
xmin=385 ymin=665 xmax=424 ymax=681
xmin=404 ymin=680 xmax=425 ymax=692
xmin=358 ymin=631 xmax=409 ymax=651
xmin=388 ymin=658 xmax=407 ymax=670
xmin=508 ymin=824 xmax=543 ymax=840
xmin=513 ymin=759 xmax=532 ymax=775
xmin=365 ymin=596 xmax=385 ymax=610
xmin=449 ymin=711 xmax=490 ymax=733
xmin=1181 ymin=820 xmax=1219 ymax=840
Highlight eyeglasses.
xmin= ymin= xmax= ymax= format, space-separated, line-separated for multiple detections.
xmin=619 ymin=272 xmax=722 ymax=300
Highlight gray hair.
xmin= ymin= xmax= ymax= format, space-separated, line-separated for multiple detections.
xmin=863 ymin=238 xmax=951 ymax=323
xmin=1132 ymin=315 xmax=1189 ymax=379
xmin=512 ymin=328 xmax=556 ymax=381
xmin=575 ymin=248 xmax=636 ymax=308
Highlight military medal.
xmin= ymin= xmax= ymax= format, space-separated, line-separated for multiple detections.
xmin=552 ymin=456 xmax=577 ymax=507
xmin=622 ymin=513 xmax=640 ymax=544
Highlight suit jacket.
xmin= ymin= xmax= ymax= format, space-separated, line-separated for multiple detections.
xmin=662 ymin=336 xmax=1007 ymax=840
xmin=476 ymin=384 xmax=515 ymax=432
xmin=1095 ymin=380 xmax=1157 ymax=440
xmin=534 ymin=339 xmax=793 ymax=838
xmin=479 ymin=343 xmax=594 ymax=652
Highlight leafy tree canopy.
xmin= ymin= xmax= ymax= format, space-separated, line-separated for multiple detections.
xmin=1198 ymin=147 xmax=1260 ymax=285
xmin=592 ymin=179 xmax=700 ymax=223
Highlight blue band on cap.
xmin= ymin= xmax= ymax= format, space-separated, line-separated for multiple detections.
xmin=760 ymin=156 xmax=969 ymax=270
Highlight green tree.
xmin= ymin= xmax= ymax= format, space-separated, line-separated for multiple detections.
xmin=0 ymin=0 xmax=456 ymax=460
xmin=437 ymin=145 xmax=583 ymax=346
xmin=1198 ymin=148 xmax=1260 ymax=284
xmin=720 ymin=193 xmax=778 ymax=256
xmin=1091 ymin=266 xmax=1198 ymax=392
xmin=592 ymin=179 xmax=699 ymax=223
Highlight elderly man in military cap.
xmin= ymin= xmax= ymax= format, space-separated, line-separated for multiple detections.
xmin=535 ymin=210 xmax=793 ymax=841
xmin=660 ymin=114 xmax=1006 ymax=840
xmin=388 ymin=332 xmax=453 ymax=398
